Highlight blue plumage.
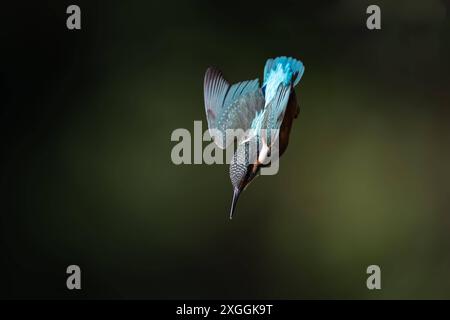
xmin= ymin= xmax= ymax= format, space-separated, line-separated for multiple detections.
xmin=262 ymin=56 xmax=304 ymax=107
xmin=263 ymin=56 xmax=305 ymax=88
xmin=204 ymin=56 xmax=305 ymax=148
xmin=203 ymin=56 xmax=305 ymax=219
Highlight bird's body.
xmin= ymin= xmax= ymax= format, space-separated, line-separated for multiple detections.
xmin=279 ymin=89 xmax=300 ymax=156
xmin=203 ymin=56 xmax=305 ymax=218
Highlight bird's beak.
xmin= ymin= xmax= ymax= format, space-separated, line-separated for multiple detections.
xmin=229 ymin=187 xmax=241 ymax=220
xmin=229 ymin=166 xmax=261 ymax=219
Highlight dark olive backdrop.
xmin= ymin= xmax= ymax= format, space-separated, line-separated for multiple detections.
xmin=1 ymin=1 xmax=450 ymax=299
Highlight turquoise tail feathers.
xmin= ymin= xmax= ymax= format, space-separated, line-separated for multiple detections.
xmin=263 ymin=56 xmax=305 ymax=87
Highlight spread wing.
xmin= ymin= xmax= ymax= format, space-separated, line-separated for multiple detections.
xmin=204 ymin=67 xmax=264 ymax=149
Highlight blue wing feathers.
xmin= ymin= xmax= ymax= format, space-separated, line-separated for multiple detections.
xmin=204 ymin=67 xmax=259 ymax=128
xmin=204 ymin=57 xmax=305 ymax=147
xmin=204 ymin=67 xmax=229 ymax=125
xmin=223 ymin=79 xmax=260 ymax=111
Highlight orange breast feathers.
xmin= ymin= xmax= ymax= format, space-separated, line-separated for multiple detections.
xmin=279 ymin=90 xmax=300 ymax=157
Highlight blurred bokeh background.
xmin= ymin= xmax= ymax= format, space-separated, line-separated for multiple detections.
xmin=1 ymin=0 xmax=450 ymax=299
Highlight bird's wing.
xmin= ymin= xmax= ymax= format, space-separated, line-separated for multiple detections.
xmin=260 ymin=83 xmax=291 ymax=146
xmin=204 ymin=67 xmax=264 ymax=149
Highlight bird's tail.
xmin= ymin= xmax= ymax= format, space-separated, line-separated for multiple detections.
xmin=263 ymin=56 xmax=305 ymax=87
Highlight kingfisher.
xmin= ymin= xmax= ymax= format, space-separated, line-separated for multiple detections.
xmin=203 ymin=56 xmax=305 ymax=219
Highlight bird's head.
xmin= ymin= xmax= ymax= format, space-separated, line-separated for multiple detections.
xmin=228 ymin=141 xmax=261 ymax=219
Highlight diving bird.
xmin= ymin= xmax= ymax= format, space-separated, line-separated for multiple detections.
xmin=203 ymin=56 xmax=305 ymax=219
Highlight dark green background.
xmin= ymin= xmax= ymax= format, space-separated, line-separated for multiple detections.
xmin=1 ymin=0 xmax=450 ymax=298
